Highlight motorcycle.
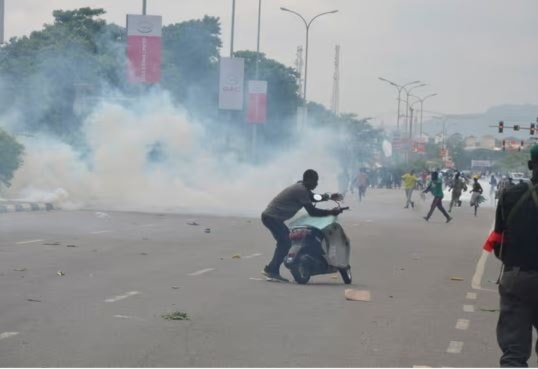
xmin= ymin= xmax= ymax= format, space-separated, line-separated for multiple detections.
xmin=284 ymin=193 xmax=351 ymax=284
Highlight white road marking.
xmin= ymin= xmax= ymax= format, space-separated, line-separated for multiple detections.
xmin=91 ymin=230 xmax=111 ymax=234
xmin=0 ymin=332 xmax=19 ymax=340
xmin=447 ymin=341 xmax=464 ymax=354
xmin=244 ymin=253 xmax=262 ymax=259
xmin=114 ymin=315 xmax=145 ymax=321
xmin=16 ymin=239 xmax=43 ymax=245
xmin=456 ymin=319 xmax=470 ymax=330
xmin=104 ymin=291 xmax=140 ymax=303
xmin=188 ymin=268 xmax=215 ymax=276
xmin=471 ymin=249 xmax=490 ymax=290
xmin=466 ymin=292 xmax=477 ymax=300
xmin=463 ymin=304 xmax=475 ymax=313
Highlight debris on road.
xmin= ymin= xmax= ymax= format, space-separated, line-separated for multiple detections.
xmin=345 ymin=289 xmax=371 ymax=302
xmin=57 ymin=271 xmax=65 ymax=276
xmin=95 ymin=212 xmax=110 ymax=218
xmin=204 ymin=228 xmax=211 ymax=234
xmin=186 ymin=221 xmax=199 ymax=226
xmin=450 ymin=277 xmax=465 ymax=281
xmin=27 ymin=299 xmax=41 ymax=303
xmin=162 ymin=311 xmax=189 ymax=321
xmin=43 ymin=242 xmax=60 ymax=246
xmin=232 ymin=254 xmax=241 ymax=259
xmin=14 ymin=268 xmax=27 ymax=272
xmin=171 ymin=286 xmax=180 ymax=290
xmin=66 ymin=244 xmax=77 ymax=248
xmin=140 ymin=252 xmax=148 ymax=256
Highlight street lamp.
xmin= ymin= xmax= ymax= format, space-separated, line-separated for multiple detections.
xmin=378 ymin=77 xmax=421 ymax=131
xmin=281 ymin=7 xmax=338 ymax=125
xmin=403 ymin=83 xmax=426 ymax=133
xmin=411 ymin=93 xmax=438 ymax=138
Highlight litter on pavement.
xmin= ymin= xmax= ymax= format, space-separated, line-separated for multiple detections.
xmin=345 ymin=289 xmax=371 ymax=302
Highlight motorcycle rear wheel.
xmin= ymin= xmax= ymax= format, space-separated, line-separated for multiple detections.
xmin=291 ymin=261 xmax=311 ymax=284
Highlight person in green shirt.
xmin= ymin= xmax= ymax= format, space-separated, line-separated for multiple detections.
xmin=422 ymin=171 xmax=452 ymax=223
xmin=402 ymin=170 xmax=418 ymax=208
xmin=448 ymin=171 xmax=467 ymax=212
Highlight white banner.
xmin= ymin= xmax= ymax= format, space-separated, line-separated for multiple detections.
xmin=471 ymin=160 xmax=492 ymax=168
xmin=218 ymin=57 xmax=245 ymax=110
xmin=127 ymin=14 xmax=162 ymax=37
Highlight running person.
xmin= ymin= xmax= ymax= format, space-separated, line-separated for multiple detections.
xmin=470 ymin=176 xmax=484 ymax=216
xmin=423 ymin=171 xmax=452 ymax=223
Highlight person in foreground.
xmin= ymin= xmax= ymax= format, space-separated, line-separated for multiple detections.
xmin=482 ymin=145 xmax=538 ymax=367
xmin=422 ymin=171 xmax=452 ymax=223
xmin=261 ymin=169 xmax=343 ymax=282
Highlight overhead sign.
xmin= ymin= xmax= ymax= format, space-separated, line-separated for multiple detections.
xmin=247 ymin=80 xmax=267 ymax=124
xmin=218 ymin=57 xmax=245 ymax=110
xmin=126 ymin=14 xmax=162 ymax=84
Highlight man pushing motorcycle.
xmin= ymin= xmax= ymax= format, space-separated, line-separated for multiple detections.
xmin=261 ymin=169 xmax=342 ymax=282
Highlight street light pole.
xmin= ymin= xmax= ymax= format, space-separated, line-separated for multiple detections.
xmin=403 ymin=83 xmax=426 ymax=136
xmin=410 ymin=93 xmax=438 ymax=138
xmin=142 ymin=0 xmax=147 ymax=15
xmin=230 ymin=0 xmax=236 ymax=57
xmin=281 ymin=7 xmax=338 ymax=127
xmin=378 ymin=77 xmax=421 ymax=132
xmin=252 ymin=0 xmax=262 ymax=161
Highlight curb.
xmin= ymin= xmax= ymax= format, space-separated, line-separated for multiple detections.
xmin=0 ymin=202 xmax=54 ymax=213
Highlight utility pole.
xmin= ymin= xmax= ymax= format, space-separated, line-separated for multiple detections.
xmin=252 ymin=0 xmax=262 ymax=161
xmin=330 ymin=45 xmax=340 ymax=116
xmin=142 ymin=0 xmax=147 ymax=15
xmin=230 ymin=0 xmax=236 ymax=57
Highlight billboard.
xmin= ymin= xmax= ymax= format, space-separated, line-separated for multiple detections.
xmin=126 ymin=14 xmax=162 ymax=84
xmin=218 ymin=57 xmax=245 ymax=110
xmin=246 ymin=80 xmax=267 ymax=124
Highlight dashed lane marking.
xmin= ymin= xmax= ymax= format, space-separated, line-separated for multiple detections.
xmin=456 ymin=319 xmax=470 ymax=330
xmin=114 ymin=315 xmax=145 ymax=321
xmin=91 ymin=230 xmax=112 ymax=234
xmin=466 ymin=292 xmax=477 ymax=300
xmin=0 ymin=332 xmax=19 ymax=340
xmin=104 ymin=291 xmax=140 ymax=303
xmin=447 ymin=341 xmax=464 ymax=354
xmin=463 ymin=304 xmax=475 ymax=313
xmin=188 ymin=268 xmax=215 ymax=276
xmin=16 ymin=239 xmax=43 ymax=245
xmin=244 ymin=253 xmax=262 ymax=259
xmin=471 ymin=250 xmax=489 ymax=290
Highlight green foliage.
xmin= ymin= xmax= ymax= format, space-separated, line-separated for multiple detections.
xmin=0 ymin=129 xmax=24 ymax=186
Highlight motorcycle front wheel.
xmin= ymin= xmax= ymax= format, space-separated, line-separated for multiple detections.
xmin=339 ymin=266 xmax=352 ymax=284
xmin=291 ymin=260 xmax=311 ymax=284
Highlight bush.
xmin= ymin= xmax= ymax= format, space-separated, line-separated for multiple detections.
xmin=0 ymin=129 xmax=24 ymax=187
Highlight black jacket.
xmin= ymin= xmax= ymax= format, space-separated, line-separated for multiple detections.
xmin=494 ymin=180 xmax=538 ymax=269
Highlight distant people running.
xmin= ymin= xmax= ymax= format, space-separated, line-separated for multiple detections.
xmin=489 ymin=175 xmax=498 ymax=203
xmin=470 ymin=176 xmax=484 ymax=216
xmin=402 ymin=170 xmax=417 ymax=208
xmin=448 ymin=171 xmax=467 ymax=212
xmin=423 ymin=171 xmax=452 ymax=223
xmin=353 ymin=169 xmax=369 ymax=202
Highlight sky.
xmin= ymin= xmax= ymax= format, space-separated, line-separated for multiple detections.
xmin=4 ymin=0 xmax=538 ymax=127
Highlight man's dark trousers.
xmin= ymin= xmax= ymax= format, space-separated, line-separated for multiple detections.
xmin=497 ymin=269 xmax=538 ymax=367
xmin=261 ymin=213 xmax=291 ymax=274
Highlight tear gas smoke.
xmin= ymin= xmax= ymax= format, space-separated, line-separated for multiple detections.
xmin=4 ymin=91 xmax=343 ymax=217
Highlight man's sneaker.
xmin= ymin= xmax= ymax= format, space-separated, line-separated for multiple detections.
xmin=423 ymin=216 xmax=429 ymax=222
xmin=261 ymin=267 xmax=289 ymax=282
xmin=411 ymin=201 xmax=415 ymax=208
xmin=446 ymin=216 xmax=453 ymax=223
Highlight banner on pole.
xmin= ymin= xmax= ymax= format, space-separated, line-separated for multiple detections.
xmin=126 ymin=14 xmax=162 ymax=84
xmin=247 ymin=80 xmax=267 ymax=124
xmin=218 ymin=57 xmax=245 ymax=110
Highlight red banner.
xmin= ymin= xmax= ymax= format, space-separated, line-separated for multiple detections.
xmin=126 ymin=15 xmax=162 ymax=84
xmin=247 ymin=80 xmax=267 ymax=124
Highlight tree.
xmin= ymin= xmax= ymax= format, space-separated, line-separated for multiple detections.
xmin=0 ymin=129 xmax=24 ymax=187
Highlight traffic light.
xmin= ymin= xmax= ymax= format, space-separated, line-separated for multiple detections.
xmin=531 ymin=123 xmax=536 ymax=135
xmin=498 ymin=121 xmax=504 ymax=133
xmin=514 ymin=124 xmax=520 ymax=131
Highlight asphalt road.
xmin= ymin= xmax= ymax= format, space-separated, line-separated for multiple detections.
xmin=0 ymin=188 xmax=535 ymax=367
